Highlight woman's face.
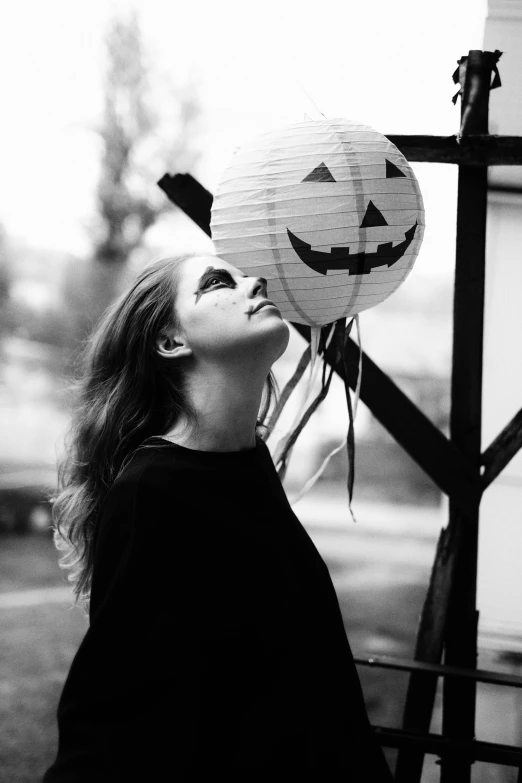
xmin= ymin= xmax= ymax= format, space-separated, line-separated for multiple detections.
xmin=171 ymin=255 xmax=290 ymax=367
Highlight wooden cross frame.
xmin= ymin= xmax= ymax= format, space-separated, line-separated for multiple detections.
xmin=157 ymin=50 xmax=522 ymax=783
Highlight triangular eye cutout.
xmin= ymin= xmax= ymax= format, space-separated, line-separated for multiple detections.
xmin=386 ymin=159 xmax=407 ymax=178
xmin=360 ymin=200 xmax=388 ymax=228
xmin=302 ymin=162 xmax=336 ymax=182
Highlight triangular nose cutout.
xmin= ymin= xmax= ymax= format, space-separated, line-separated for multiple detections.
xmin=360 ymin=200 xmax=388 ymax=228
xmin=302 ymin=162 xmax=336 ymax=182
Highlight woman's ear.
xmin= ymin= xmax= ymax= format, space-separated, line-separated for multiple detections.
xmin=156 ymin=328 xmax=192 ymax=361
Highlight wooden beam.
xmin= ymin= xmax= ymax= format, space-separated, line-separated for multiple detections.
xmin=481 ymin=406 xmax=522 ymax=488
xmin=386 ymin=134 xmax=522 ymax=166
xmin=394 ymin=511 xmax=468 ymax=782
xmin=373 ymin=726 xmax=522 ymax=768
xmin=355 ymin=655 xmax=522 ymax=688
xmin=157 ymin=173 xmax=213 ymax=235
xmin=316 ymin=324 xmax=482 ymax=513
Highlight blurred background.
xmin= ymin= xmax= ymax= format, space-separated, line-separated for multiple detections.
xmin=1 ymin=0 xmax=521 ymax=780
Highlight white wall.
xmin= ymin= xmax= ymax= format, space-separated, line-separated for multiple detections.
xmin=478 ymin=0 xmax=522 ymax=653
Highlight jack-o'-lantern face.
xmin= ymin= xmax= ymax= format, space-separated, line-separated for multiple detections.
xmin=211 ymin=119 xmax=425 ymax=327
xmin=287 ymin=159 xmax=417 ymax=276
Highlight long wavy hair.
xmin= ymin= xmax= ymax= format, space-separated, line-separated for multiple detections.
xmin=51 ymin=254 xmax=279 ymax=615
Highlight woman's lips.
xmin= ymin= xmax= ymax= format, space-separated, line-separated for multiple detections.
xmin=252 ymin=299 xmax=279 ymax=314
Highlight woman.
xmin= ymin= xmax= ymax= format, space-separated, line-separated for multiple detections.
xmin=43 ymin=254 xmax=392 ymax=782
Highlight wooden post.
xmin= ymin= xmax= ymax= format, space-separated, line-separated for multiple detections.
xmin=439 ymin=50 xmax=492 ymax=783
xmin=395 ymin=50 xmax=499 ymax=783
xmin=394 ymin=522 xmax=466 ymax=782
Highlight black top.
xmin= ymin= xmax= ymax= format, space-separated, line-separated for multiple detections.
xmin=43 ymin=436 xmax=392 ymax=782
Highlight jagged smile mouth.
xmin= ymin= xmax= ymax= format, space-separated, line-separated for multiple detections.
xmin=287 ymin=222 xmax=418 ymax=276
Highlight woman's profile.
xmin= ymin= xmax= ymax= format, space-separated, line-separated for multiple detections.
xmin=43 ymin=254 xmax=392 ymax=781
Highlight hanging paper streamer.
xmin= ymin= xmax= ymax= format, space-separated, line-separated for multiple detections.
xmin=272 ymin=325 xmax=320 ymax=464
xmin=264 ymin=344 xmax=312 ymax=440
xmin=341 ymin=316 xmax=359 ymax=523
xmin=272 ymin=321 xmax=338 ymax=483
xmin=290 ymin=314 xmax=362 ymax=520
xmin=285 ymin=326 xmax=322 ymax=441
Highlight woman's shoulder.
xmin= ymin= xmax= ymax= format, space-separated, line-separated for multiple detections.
xmin=100 ymin=439 xmax=210 ymax=515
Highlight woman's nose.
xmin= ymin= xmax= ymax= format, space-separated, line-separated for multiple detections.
xmin=250 ymin=277 xmax=267 ymax=298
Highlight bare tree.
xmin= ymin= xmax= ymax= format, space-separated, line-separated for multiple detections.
xmin=68 ymin=9 xmax=202 ymax=337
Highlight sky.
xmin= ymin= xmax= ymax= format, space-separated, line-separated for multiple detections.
xmin=0 ymin=0 xmax=488 ymax=275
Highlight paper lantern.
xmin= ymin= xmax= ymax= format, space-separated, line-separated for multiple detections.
xmin=210 ymin=118 xmax=425 ymax=327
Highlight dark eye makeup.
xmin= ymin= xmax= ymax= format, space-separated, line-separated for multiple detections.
xmin=201 ymin=269 xmax=236 ymax=289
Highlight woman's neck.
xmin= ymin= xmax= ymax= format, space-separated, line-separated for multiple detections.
xmin=162 ymin=363 xmax=266 ymax=452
